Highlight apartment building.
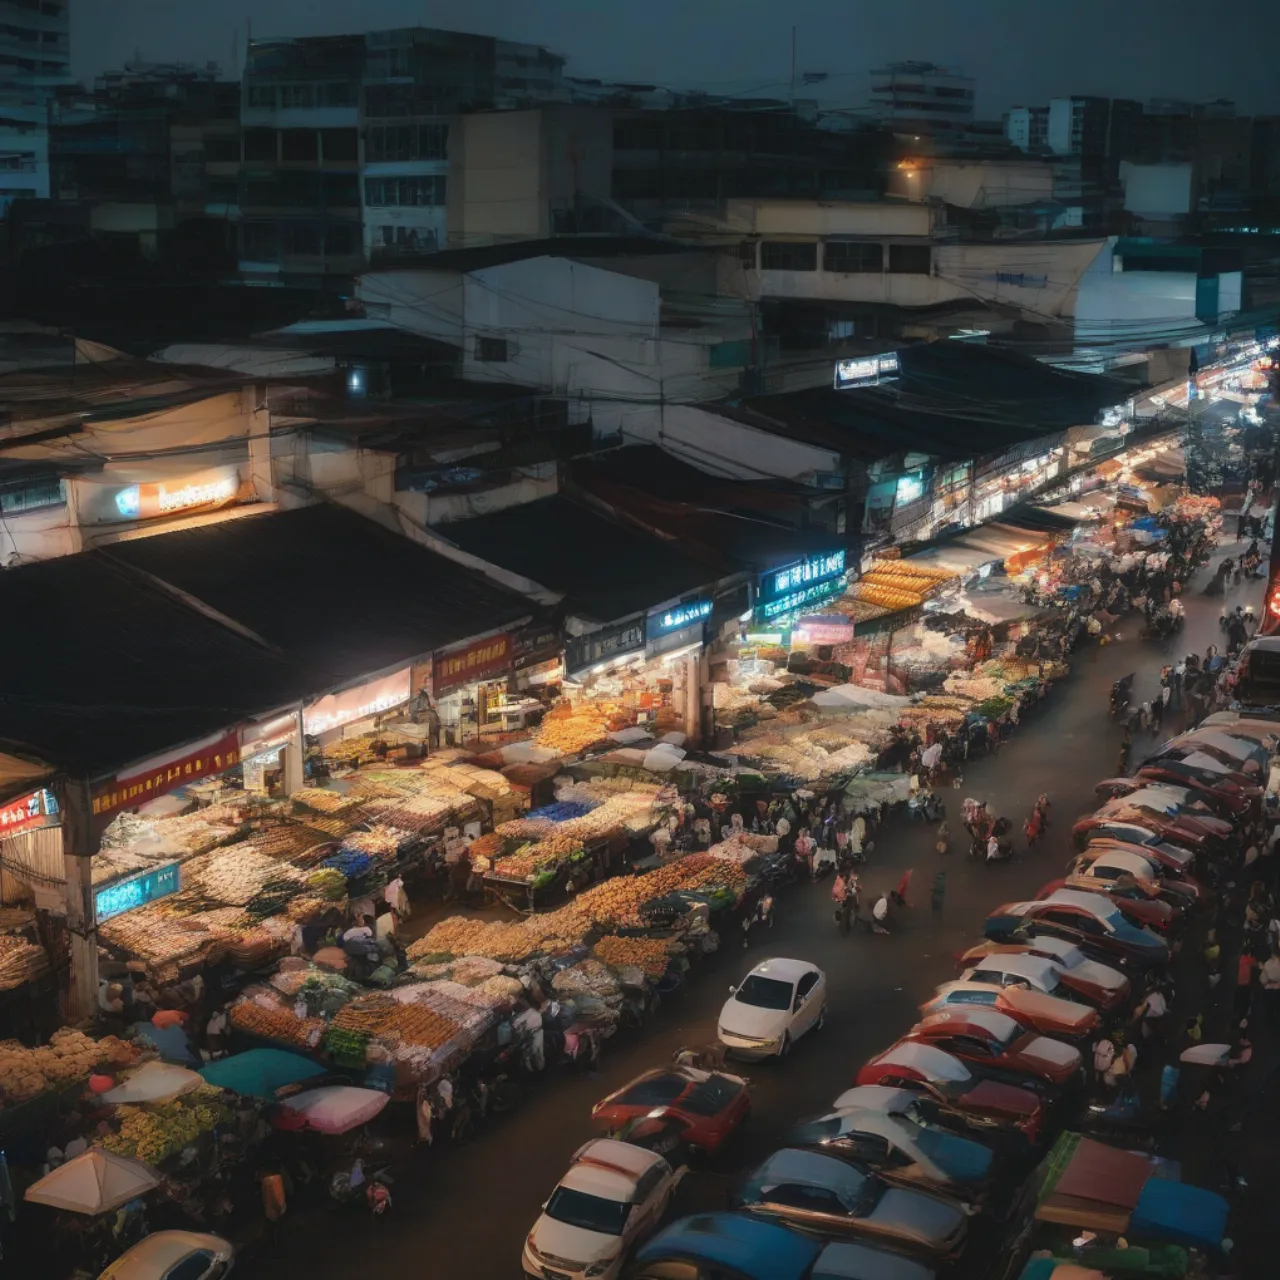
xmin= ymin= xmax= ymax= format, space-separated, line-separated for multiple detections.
xmin=0 ymin=0 xmax=71 ymax=211
xmin=869 ymin=62 xmax=975 ymax=136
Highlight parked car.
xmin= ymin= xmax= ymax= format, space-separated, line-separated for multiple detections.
xmin=1033 ymin=877 xmax=1176 ymax=933
xmin=99 ymin=1232 xmax=233 ymax=1280
xmin=855 ymin=1041 xmax=1046 ymax=1146
xmin=786 ymin=1102 xmax=996 ymax=1202
xmin=949 ymin=952 xmax=1121 ymax=1014
xmin=983 ymin=890 xmax=1169 ymax=968
xmin=1079 ymin=833 xmax=1200 ymax=883
xmin=1069 ymin=845 xmax=1202 ymax=906
xmin=905 ymin=1007 xmax=1082 ymax=1087
xmin=522 ymin=1138 xmax=677 ymax=1280
xmin=591 ymin=1066 xmax=750 ymax=1156
xmin=1072 ymin=794 xmax=1229 ymax=853
xmin=629 ymin=1212 xmax=938 ymax=1280
xmin=730 ymin=1148 xmax=969 ymax=1262
xmin=959 ymin=936 xmax=1133 ymax=1001
xmin=920 ymin=984 xmax=1100 ymax=1042
xmin=1163 ymin=726 xmax=1272 ymax=771
xmin=717 ymin=958 xmax=826 ymax=1059
xmin=1095 ymin=769 xmax=1255 ymax=820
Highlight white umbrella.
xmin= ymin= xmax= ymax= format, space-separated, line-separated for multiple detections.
xmin=100 ymin=1060 xmax=205 ymax=1106
xmin=1179 ymin=1043 xmax=1232 ymax=1066
xmin=25 ymin=1150 xmax=158 ymax=1215
xmin=280 ymin=1085 xmax=388 ymax=1135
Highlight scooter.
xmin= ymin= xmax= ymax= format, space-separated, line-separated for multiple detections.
xmin=1110 ymin=675 xmax=1135 ymax=717
xmin=329 ymin=1160 xmax=394 ymax=1215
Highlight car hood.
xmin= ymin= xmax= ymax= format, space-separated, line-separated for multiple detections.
xmin=867 ymin=1187 xmax=966 ymax=1244
xmin=920 ymin=1132 xmax=994 ymax=1184
xmin=719 ymin=998 xmax=788 ymax=1040
xmin=963 ymin=1079 xmax=1038 ymax=1118
xmin=1018 ymin=1036 xmax=1082 ymax=1071
xmin=530 ymin=1215 xmax=620 ymax=1269
xmin=1070 ymin=959 xmax=1130 ymax=995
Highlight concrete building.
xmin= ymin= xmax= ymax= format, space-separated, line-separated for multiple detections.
xmin=869 ymin=62 xmax=975 ymax=135
xmin=0 ymin=0 xmax=72 ymax=211
xmin=1005 ymin=106 xmax=1048 ymax=153
xmin=1047 ymin=96 xmax=1143 ymax=160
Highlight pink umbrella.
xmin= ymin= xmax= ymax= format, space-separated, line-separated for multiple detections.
xmin=279 ymin=1086 xmax=388 ymax=1134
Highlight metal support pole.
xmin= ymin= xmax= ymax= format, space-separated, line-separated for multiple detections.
xmin=59 ymin=777 xmax=98 ymax=1021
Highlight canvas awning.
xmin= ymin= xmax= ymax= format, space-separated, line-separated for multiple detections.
xmin=25 ymin=1150 xmax=158 ymax=1215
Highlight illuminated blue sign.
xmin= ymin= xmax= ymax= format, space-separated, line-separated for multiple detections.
xmin=114 ymin=486 xmax=141 ymax=519
xmin=757 ymin=576 xmax=847 ymax=621
xmin=95 ymin=863 xmax=180 ymax=923
xmin=654 ymin=599 xmax=711 ymax=633
xmin=762 ymin=550 xmax=846 ymax=602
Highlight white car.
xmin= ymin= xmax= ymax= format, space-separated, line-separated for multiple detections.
xmin=717 ymin=957 xmax=827 ymax=1059
xmin=522 ymin=1138 xmax=676 ymax=1280
xmin=99 ymin=1231 xmax=233 ymax=1280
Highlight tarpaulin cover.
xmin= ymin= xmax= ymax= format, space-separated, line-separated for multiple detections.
xmin=100 ymin=1061 xmax=203 ymax=1105
xmin=1129 ymin=1177 xmax=1228 ymax=1250
xmin=279 ymin=1085 xmax=388 ymax=1134
xmin=199 ymin=1048 xmax=326 ymax=1100
xmin=25 ymin=1150 xmax=158 ymax=1215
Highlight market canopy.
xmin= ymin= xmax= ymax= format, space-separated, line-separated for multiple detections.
xmin=134 ymin=1021 xmax=202 ymax=1069
xmin=100 ymin=1061 xmax=204 ymax=1105
xmin=25 ymin=1149 xmax=158 ymax=1215
xmin=199 ymin=1048 xmax=326 ymax=1100
xmin=278 ymin=1085 xmax=389 ymax=1134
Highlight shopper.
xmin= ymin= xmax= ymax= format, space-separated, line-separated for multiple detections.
xmin=871 ymin=893 xmax=891 ymax=935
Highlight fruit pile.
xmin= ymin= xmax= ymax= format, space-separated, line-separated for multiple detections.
xmin=291 ymin=787 xmax=358 ymax=813
xmin=534 ymin=707 xmax=611 ymax=755
xmin=229 ymin=1000 xmax=324 ymax=1049
xmin=99 ymin=1087 xmax=229 ymax=1165
xmin=0 ymin=1028 xmax=117 ymax=1106
xmin=592 ymin=935 xmax=672 ymax=979
xmin=188 ymin=846 xmax=304 ymax=906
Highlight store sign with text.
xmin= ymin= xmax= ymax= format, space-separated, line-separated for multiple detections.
xmin=756 ymin=576 xmax=847 ymax=622
xmin=792 ymin=618 xmax=855 ymax=645
xmin=112 ymin=466 xmax=241 ymax=522
xmin=305 ymin=668 xmax=411 ymax=735
xmin=433 ymin=635 xmax=513 ymax=695
xmin=512 ymin=624 xmax=563 ymax=671
xmin=95 ymin=862 xmax=180 ymax=923
xmin=834 ymin=352 xmax=899 ymax=390
xmin=92 ymin=731 xmax=241 ymax=823
xmin=0 ymin=787 xmax=58 ymax=837
xmin=565 ymin=618 xmax=646 ymax=676
xmin=759 ymin=550 xmax=847 ymax=604
xmin=652 ymin=599 xmax=711 ymax=633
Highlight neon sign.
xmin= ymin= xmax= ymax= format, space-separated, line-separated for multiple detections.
xmin=763 ymin=551 xmax=846 ymax=601
xmin=113 ymin=473 xmax=239 ymax=521
xmin=95 ymin=862 xmax=181 ymax=923
xmin=655 ymin=600 xmax=711 ymax=632
xmin=757 ymin=576 xmax=847 ymax=621
xmin=834 ymin=353 xmax=900 ymax=389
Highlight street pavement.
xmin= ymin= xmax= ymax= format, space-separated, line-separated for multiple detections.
xmin=238 ymin=539 xmax=1265 ymax=1279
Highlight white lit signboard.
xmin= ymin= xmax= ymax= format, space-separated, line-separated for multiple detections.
xmin=113 ymin=469 xmax=240 ymax=521
xmin=95 ymin=862 xmax=180 ymax=923
xmin=654 ymin=599 xmax=712 ymax=633
xmin=763 ymin=550 xmax=846 ymax=601
xmin=758 ymin=577 xmax=847 ymax=621
xmin=895 ymin=474 xmax=925 ymax=505
xmin=834 ymin=353 xmax=900 ymax=390
xmin=304 ymin=668 xmax=412 ymax=736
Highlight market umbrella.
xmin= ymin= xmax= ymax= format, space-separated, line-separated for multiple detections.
xmin=134 ymin=1020 xmax=201 ymax=1069
xmin=278 ymin=1086 xmax=388 ymax=1135
xmin=1179 ymin=1043 xmax=1232 ymax=1066
xmin=199 ymin=1048 xmax=326 ymax=1100
xmin=100 ymin=1060 xmax=204 ymax=1105
xmin=24 ymin=1150 xmax=158 ymax=1215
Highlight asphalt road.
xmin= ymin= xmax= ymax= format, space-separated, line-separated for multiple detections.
xmin=238 ymin=537 xmax=1264 ymax=1280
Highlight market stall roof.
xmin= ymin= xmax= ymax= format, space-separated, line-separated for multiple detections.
xmin=1128 ymin=1179 xmax=1228 ymax=1252
xmin=25 ymin=1150 xmax=159 ymax=1215
xmin=278 ymin=1085 xmax=389 ymax=1134
xmin=100 ymin=1061 xmax=204 ymax=1105
xmin=105 ymin=504 xmax=534 ymax=683
xmin=199 ymin=1048 xmax=326 ymax=1099
xmin=441 ymin=494 xmax=723 ymax=624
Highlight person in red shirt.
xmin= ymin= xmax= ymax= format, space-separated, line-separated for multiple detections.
xmin=1236 ymin=951 xmax=1259 ymax=1020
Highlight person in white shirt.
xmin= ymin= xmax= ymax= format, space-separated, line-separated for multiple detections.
xmin=871 ymin=893 xmax=891 ymax=934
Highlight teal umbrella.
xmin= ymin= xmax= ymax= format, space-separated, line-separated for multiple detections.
xmin=199 ymin=1048 xmax=325 ymax=1100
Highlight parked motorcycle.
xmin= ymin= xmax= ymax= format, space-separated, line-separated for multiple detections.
xmin=329 ymin=1160 xmax=394 ymax=1215
xmin=1110 ymin=674 xmax=1135 ymax=717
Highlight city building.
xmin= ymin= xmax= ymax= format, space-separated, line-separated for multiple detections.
xmin=1047 ymin=96 xmax=1143 ymax=161
xmin=869 ymin=62 xmax=975 ymax=135
xmin=1005 ymin=106 xmax=1049 ymax=153
xmin=0 ymin=0 xmax=72 ymax=211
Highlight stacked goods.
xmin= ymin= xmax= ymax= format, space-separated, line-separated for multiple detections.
xmin=368 ymin=794 xmax=459 ymax=833
xmin=304 ymin=867 xmax=348 ymax=901
xmin=245 ymin=877 xmax=306 ymax=921
xmin=852 ymin=580 xmax=925 ymax=612
xmin=247 ymin=825 xmax=330 ymax=863
xmin=830 ymin=597 xmax=892 ymax=624
xmin=0 ymin=935 xmax=50 ymax=991
xmin=494 ymin=816 xmax=554 ymax=841
xmin=408 ymin=917 xmax=490 ymax=962
xmin=230 ymin=999 xmax=324 ymax=1049
xmin=188 ymin=847 xmax=304 ymax=906
xmin=297 ymin=814 xmax=357 ymax=839
xmin=489 ymin=843 xmax=574 ymax=885
xmin=99 ymin=906 xmax=219 ymax=970
xmin=466 ymin=833 xmax=505 ymax=871
xmin=0 ymin=1030 xmax=104 ymax=1105
xmin=318 ymin=735 xmax=378 ymax=766
xmin=534 ymin=705 xmax=611 ymax=755
xmin=291 ymin=787 xmax=358 ymax=813
xmin=99 ymin=1086 xmax=229 ymax=1165
xmin=942 ymin=672 xmax=1006 ymax=701
xmin=592 ymin=935 xmax=672 ymax=980
xmin=551 ymin=958 xmax=623 ymax=1007
xmin=99 ymin=809 xmax=240 ymax=858
xmin=321 ymin=849 xmax=374 ymax=880
xmin=343 ymin=825 xmax=410 ymax=858
xmin=869 ymin=560 xmax=952 ymax=583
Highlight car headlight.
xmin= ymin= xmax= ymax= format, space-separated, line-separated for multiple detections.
xmin=585 ymin=1253 xmax=619 ymax=1276
xmin=524 ymin=1233 xmax=543 ymax=1260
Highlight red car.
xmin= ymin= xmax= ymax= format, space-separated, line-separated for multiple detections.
xmin=1072 ymin=797 xmax=1227 ymax=853
xmin=1079 ymin=836 xmax=1202 ymax=889
xmin=1095 ymin=772 xmax=1255 ymax=820
xmin=1072 ymin=842 xmax=1203 ymax=905
xmin=1034 ymin=877 xmax=1175 ymax=933
xmin=906 ymin=1008 xmax=1082 ymax=1087
xmin=856 ymin=1040 xmax=1046 ymax=1145
xmin=590 ymin=1065 xmax=751 ymax=1154
xmin=921 ymin=983 xmax=1102 ymax=1041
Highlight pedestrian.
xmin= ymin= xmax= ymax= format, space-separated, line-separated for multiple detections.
xmin=931 ymin=870 xmax=947 ymax=912
xmin=1138 ymin=700 xmax=1152 ymax=732
xmin=1151 ymin=695 xmax=1164 ymax=732
xmin=1024 ymin=808 xmax=1043 ymax=847
xmin=1133 ymin=983 xmax=1169 ymax=1045
xmin=1235 ymin=950 xmax=1258 ymax=1020
xmin=871 ymin=893 xmax=891 ymax=935
xmin=935 ymin=820 xmax=950 ymax=855
xmin=756 ymin=893 xmax=774 ymax=929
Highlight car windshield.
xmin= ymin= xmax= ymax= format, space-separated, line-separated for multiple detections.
xmin=683 ymin=1074 xmax=743 ymax=1117
xmin=544 ymin=1187 xmax=631 ymax=1236
xmin=735 ymin=975 xmax=794 ymax=1010
xmin=616 ymin=1076 xmax=688 ymax=1108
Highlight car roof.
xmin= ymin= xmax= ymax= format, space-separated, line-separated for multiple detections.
xmin=970 ymin=953 xmax=1059 ymax=983
xmin=917 ymin=1007 xmax=1020 ymax=1041
xmin=100 ymin=1232 xmax=230 ymax=1280
xmin=636 ymin=1212 xmax=821 ymax=1279
xmin=875 ymin=1040 xmax=971 ymax=1081
xmin=821 ymin=1107 xmax=917 ymax=1145
xmin=1018 ymin=935 xmax=1082 ymax=962
xmin=832 ymin=1085 xmax=919 ymax=1113
xmin=563 ymin=1138 xmax=662 ymax=1199
xmin=747 ymin=1147 xmax=867 ymax=1196
xmin=747 ymin=957 xmax=816 ymax=983
xmin=813 ymin=1240 xmax=938 ymax=1280
xmin=1041 ymin=888 xmax=1122 ymax=918
xmin=1083 ymin=848 xmax=1157 ymax=878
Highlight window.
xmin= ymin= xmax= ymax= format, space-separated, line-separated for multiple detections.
xmin=279 ymin=83 xmax=314 ymax=110
xmin=888 ymin=244 xmax=932 ymax=274
xmin=795 ymin=972 xmax=819 ymax=1000
xmin=205 ymin=136 xmax=239 ymax=163
xmin=475 ymin=337 xmax=509 ymax=363
xmin=846 ymin=1134 xmax=891 ymax=1164
xmin=760 ymin=241 xmax=817 ymax=271
xmin=243 ymin=128 xmax=276 ymax=162
xmin=738 ymin=241 xmax=756 ymax=269
xmin=0 ymin=476 xmax=63 ymax=514
xmin=633 ymin=1165 xmax=669 ymax=1202
xmin=318 ymin=81 xmax=356 ymax=107
xmin=364 ymin=175 xmax=446 ymax=207
xmin=365 ymin=123 xmax=448 ymax=162
xmin=825 ymin=241 xmax=882 ymax=273
xmin=320 ymin=129 xmax=358 ymax=162
xmin=163 ymin=1251 xmax=215 ymax=1280
xmin=322 ymin=173 xmax=359 ymax=208
xmin=544 ymin=1188 xmax=630 ymax=1236
xmin=247 ymin=85 xmax=276 ymax=110
xmin=281 ymin=129 xmax=318 ymax=162
xmin=612 ymin=169 xmax=661 ymax=200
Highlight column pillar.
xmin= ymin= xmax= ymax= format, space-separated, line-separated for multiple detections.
xmin=60 ymin=778 xmax=98 ymax=1021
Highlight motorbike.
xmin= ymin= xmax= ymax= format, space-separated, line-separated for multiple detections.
xmin=329 ymin=1160 xmax=394 ymax=1215
xmin=1078 ymin=1087 xmax=1156 ymax=1150
xmin=1110 ymin=674 xmax=1135 ymax=717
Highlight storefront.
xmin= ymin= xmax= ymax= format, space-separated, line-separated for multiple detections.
xmin=752 ymin=550 xmax=849 ymax=626
xmin=432 ymin=631 xmax=515 ymax=744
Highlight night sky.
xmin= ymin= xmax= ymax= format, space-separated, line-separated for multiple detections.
xmin=76 ymin=0 xmax=1280 ymax=114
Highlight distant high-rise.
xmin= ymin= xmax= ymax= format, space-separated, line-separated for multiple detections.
xmin=1005 ymin=106 xmax=1049 ymax=153
xmin=0 ymin=0 xmax=73 ymax=209
xmin=1047 ymin=96 xmax=1143 ymax=159
xmin=869 ymin=62 xmax=975 ymax=135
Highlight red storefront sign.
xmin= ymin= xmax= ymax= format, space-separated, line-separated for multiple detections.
xmin=92 ymin=731 xmax=241 ymax=823
xmin=0 ymin=789 xmax=54 ymax=837
xmin=433 ymin=634 xmax=513 ymax=695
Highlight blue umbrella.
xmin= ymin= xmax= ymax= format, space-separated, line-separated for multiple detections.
xmin=199 ymin=1048 xmax=325 ymax=1100
xmin=134 ymin=1020 xmax=201 ymax=1069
